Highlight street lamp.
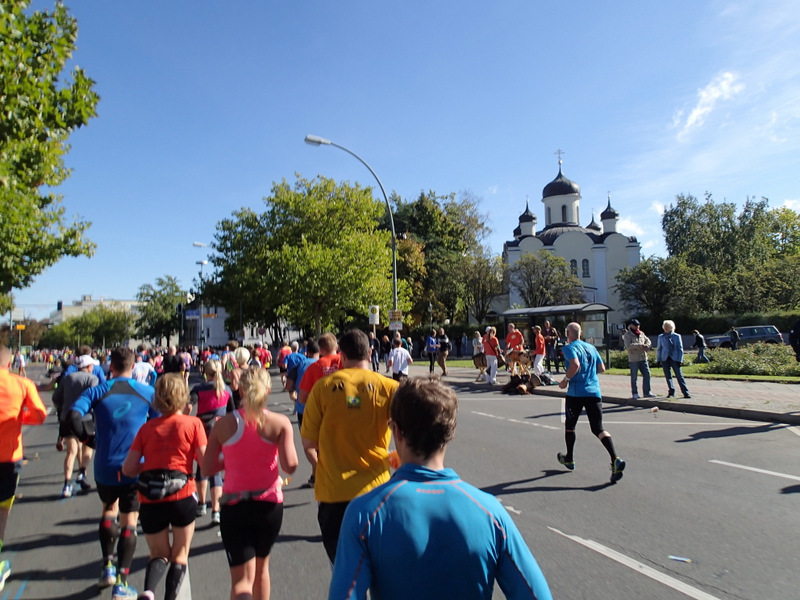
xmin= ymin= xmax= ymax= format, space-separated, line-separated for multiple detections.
xmin=304 ymin=134 xmax=398 ymax=311
xmin=196 ymin=260 xmax=207 ymax=347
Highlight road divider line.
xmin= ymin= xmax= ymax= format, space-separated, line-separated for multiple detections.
xmin=786 ymin=426 xmax=800 ymax=438
xmin=471 ymin=411 xmax=559 ymax=430
xmin=709 ymin=460 xmax=800 ymax=481
xmin=548 ymin=527 xmax=722 ymax=600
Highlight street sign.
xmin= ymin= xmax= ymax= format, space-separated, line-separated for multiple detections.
xmin=203 ymin=314 xmax=217 ymax=318
xmin=185 ymin=309 xmax=200 ymax=317
xmin=15 ymin=324 xmax=25 ymax=330
xmin=389 ymin=309 xmax=403 ymax=331
xmin=257 ymin=327 xmax=266 ymax=336
xmin=368 ymin=305 xmax=380 ymax=325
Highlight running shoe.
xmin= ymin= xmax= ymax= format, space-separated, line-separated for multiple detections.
xmin=303 ymin=475 xmax=315 ymax=488
xmin=610 ymin=457 xmax=626 ymax=483
xmin=644 ymin=393 xmax=657 ymax=398
xmin=631 ymin=393 xmax=640 ymax=400
xmin=0 ymin=559 xmax=10 ymax=592
xmin=61 ymin=483 xmax=73 ymax=498
xmin=111 ymin=582 xmax=138 ymax=600
xmin=76 ymin=474 xmax=91 ymax=491
xmin=211 ymin=511 xmax=220 ymax=525
xmin=99 ymin=563 xmax=117 ymax=588
xmin=196 ymin=503 xmax=207 ymax=517
xmin=557 ymin=452 xmax=575 ymax=471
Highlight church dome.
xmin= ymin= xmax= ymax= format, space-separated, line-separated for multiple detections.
xmin=519 ymin=200 xmax=536 ymax=223
xmin=543 ymin=165 xmax=580 ymax=199
xmin=587 ymin=213 xmax=601 ymax=231
xmin=601 ymin=198 xmax=619 ymax=219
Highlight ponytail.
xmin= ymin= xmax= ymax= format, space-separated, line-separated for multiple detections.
xmin=203 ymin=359 xmax=226 ymax=400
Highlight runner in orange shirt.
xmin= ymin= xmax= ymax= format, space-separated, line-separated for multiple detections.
xmin=0 ymin=346 xmax=48 ymax=591
xmin=504 ymin=323 xmax=525 ymax=376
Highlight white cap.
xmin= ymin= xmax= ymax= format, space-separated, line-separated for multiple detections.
xmin=485 ymin=326 xmax=492 ymax=333
xmin=76 ymin=355 xmax=99 ymax=369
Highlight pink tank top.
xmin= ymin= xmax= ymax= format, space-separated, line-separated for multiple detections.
xmin=222 ymin=409 xmax=283 ymax=503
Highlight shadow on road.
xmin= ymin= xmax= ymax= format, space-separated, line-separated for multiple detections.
xmin=781 ymin=484 xmax=800 ymax=494
xmin=480 ymin=470 xmax=614 ymax=495
xmin=674 ymin=422 xmax=782 ymax=443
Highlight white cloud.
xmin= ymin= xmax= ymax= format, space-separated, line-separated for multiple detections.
xmin=651 ymin=201 xmax=665 ymax=215
xmin=617 ymin=217 xmax=644 ymax=238
xmin=676 ymin=72 xmax=745 ymax=140
xmin=486 ymin=185 xmax=499 ymax=195
xmin=782 ymin=198 xmax=800 ymax=211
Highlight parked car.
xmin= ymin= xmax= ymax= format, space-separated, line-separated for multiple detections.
xmin=706 ymin=325 xmax=783 ymax=349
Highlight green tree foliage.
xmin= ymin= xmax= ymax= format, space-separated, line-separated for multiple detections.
xmin=209 ymin=175 xmax=401 ymax=337
xmin=135 ymin=276 xmax=185 ymax=346
xmin=38 ymin=319 xmax=74 ymax=348
xmin=461 ymin=248 xmax=505 ymax=323
xmin=390 ymin=190 xmax=490 ymax=322
xmin=508 ymin=250 xmax=584 ymax=307
xmin=0 ymin=1 xmax=99 ymax=303
xmin=39 ymin=304 xmax=132 ymax=348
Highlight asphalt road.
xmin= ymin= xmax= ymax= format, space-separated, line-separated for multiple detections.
xmin=4 ymin=371 xmax=800 ymax=599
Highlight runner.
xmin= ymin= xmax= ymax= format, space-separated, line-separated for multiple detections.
xmin=0 ymin=346 xmax=48 ymax=592
xmin=189 ymin=360 xmax=233 ymax=524
xmin=203 ymin=368 xmax=297 ymax=600
xmin=557 ymin=322 xmax=626 ymax=484
xmin=122 ymin=374 xmax=206 ymax=600
xmin=69 ymin=347 xmax=159 ymax=598
xmin=329 ymin=378 xmax=552 ymax=600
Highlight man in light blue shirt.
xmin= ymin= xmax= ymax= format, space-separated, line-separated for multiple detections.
xmin=656 ymin=320 xmax=690 ymax=398
xmin=329 ymin=378 xmax=552 ymax=600
xmin=557 ymin=322 xmax=626 ymax=483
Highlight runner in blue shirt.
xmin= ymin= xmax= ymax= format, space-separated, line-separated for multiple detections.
xmin=557 ymin=322 xmax=626 ymax=483
xmin=330 ymin=378 xmax=552 ymax=600
xmin=69 ymin=347 xmax=158 ymax=598
xmin=63 ymin=345 xmax=107 ymax=386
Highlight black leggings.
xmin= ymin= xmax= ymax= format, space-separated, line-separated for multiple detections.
xmin=428 ymin=352 xmax=435 ymax=373
xmin=564 ymin=396 xmax=605 ymax=436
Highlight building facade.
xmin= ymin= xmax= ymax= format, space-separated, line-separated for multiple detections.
xmin=502 ymin=161 xmax=641 ymax=326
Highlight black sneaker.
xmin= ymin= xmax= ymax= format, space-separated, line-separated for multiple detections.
xmin=302 ymin=475 xmax=315 ymax=488
xmin=76 ymin=474 xmax=91 ymax=491
xmin=683 ymin=393 xmax=692 ymax=399
xmin=610 ymin=458 xmax=626 ymax=483
xmin=557 ymin=452 xmax=575 ymax=471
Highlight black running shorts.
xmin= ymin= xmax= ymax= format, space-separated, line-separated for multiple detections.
xmin=139 ymin=495 xmax=197 ymax=534
xmin=220 ymin=500 xmax=283 ymax=566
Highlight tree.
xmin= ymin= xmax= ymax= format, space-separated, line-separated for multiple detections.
xmin=72 ymin=304 xmax=133 ymax=347
xmin=461 ymin=248 xmax=505 ymax=323
xmin=38 ymin=320 xmax=75 ymax=349
xmin=135 ymin=276 xmax=185 ymax=346
xmin=0 ymin=1 xmax=99 ymax=306
xmin=508 ymin=251 xmax=583 ymax=307
xmin=210 ymin=175 xmax=405 ymax=337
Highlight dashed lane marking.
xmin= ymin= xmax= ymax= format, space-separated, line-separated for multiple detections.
xmin=709 ymin=460 xmax=800 ymax=482
xmin=786 ymin=426 xmax=800 ymax=438
xmin=471 ymin=411 xmax=559 ymax=430
xmin=549 ymin=527 xmax=722 ymax=600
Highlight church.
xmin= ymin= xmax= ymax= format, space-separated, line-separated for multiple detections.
xmin=502 ymin=159 xmax=641 ymax=325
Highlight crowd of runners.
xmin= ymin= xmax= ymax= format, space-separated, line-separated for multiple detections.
xmin=0 ymin=322 xmax=631 ymax=600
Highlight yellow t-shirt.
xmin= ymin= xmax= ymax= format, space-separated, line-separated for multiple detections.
xmin=301 ymin=368 xmax=399 ymax=503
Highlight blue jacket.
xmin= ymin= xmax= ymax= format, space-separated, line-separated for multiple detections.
xmin=330 ymin=463 xmax=552 ymax=600
xmin=657 ymin=332 xmax=684 ymax=363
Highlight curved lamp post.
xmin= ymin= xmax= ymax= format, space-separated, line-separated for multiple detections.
xmin=304 ymin=134 xmax=398 ymax=311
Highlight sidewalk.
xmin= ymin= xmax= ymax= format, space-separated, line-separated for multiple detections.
xmin=407 ymin=363 xmax=800 ymax=425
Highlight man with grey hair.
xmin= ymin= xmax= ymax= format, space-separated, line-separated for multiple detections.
xmin=557 ymin=322 xmax=626 ymax=483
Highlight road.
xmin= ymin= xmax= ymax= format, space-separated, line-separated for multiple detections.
xmin=4 ymin=370 xmax=799 ymax=599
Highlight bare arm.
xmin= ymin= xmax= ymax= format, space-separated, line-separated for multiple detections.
xmin=558 ymin=357 xmax=581 ymax=389
xmin=277 ymin=417 xmax=298 ymax=474
xmin=122 ymin=449 xmax=143 ymax=478
xmin=298 ymin=388 xmax=310 ymax=405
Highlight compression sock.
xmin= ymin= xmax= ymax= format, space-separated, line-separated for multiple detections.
xmin=144 ymin=557 xmax=169 ymax=592
xmin=564 ymin=430 xmax=576 ymax=462
xmin=99 ymin=518 xmax=119 ymax=561
xmin=600 ymin=435 xmax=618 ymax=461
xmin=164 ymin=562 xmax=187 ymax=600
xmin=116 ymin=526 xmax=137 ymax=582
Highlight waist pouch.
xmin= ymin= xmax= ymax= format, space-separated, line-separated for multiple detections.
xmin=197 ymin=410 xmax=222 ymax=428
xmin=137 ymin=469 xmax=191 ymax=501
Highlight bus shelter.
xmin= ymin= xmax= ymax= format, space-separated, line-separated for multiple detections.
xmin=500 ymin=302 xmax=612 ymax=358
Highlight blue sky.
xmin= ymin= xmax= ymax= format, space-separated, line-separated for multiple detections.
xmin=13 ymin=0 xmax=800 ymax=320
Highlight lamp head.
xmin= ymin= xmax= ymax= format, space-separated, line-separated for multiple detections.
xmin=192 ymin=241 xmax=207 ymax=248
xmin=196 ymin=260 xmax=208 ymax=266
xmin=304 ymin=134 xmax=330 ymax=146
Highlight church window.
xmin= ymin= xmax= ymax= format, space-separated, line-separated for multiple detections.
xmin=582 ymin=259 xmax=590 ymax=278
xmin=546 ymin=207 xmax=551 ymax=225
xmin=561 ymin=205 xmax=567 ymax=222
xmin=569 ymin=259 xmax=578 ymax=276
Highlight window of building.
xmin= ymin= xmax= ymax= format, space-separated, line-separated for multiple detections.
xmin=570 ymin=259 xmax=578 ymax=276
xmin=546 ymin=207 xmax=551 ymax=225
xmin=582 ymin=259 xmax=590 ymax=278
xmin=562 ymin=205 xmax=567 ymax=222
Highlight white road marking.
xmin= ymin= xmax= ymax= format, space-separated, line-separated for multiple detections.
xmin=709 ymin=460 xmax=800 ymax=482
xmin=496 ymin=497 xmax=522 ymax=515
xmin=786 ymin=426 xmax=800 ymax=438
xmin=471 ymin=411 xmax=559 ymax=430
xmin=549 ymin=527 xmax=722 ymax=600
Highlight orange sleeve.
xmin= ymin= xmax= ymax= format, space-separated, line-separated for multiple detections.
xmin=21 ymin=378 xmax=48 ymax=425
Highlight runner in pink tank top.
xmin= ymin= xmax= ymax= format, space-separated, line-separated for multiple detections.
xmin=202 ymin=368 xmax=297 ymax=600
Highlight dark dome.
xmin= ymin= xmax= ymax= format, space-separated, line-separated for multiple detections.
xmin=543 ymin=166 xmax=580 ymax=198
xmin=601 ymin=198 xmax=619 ymax=220
xmin=519 ymin=200 xmax=536 ymax=223
xmin=536 ymin=224 xmax=595 ymax=245
xmin=513 ymin=225 xmax=522 ymax=236
xmin=587 ymin=214 xmax=601 ymax=231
